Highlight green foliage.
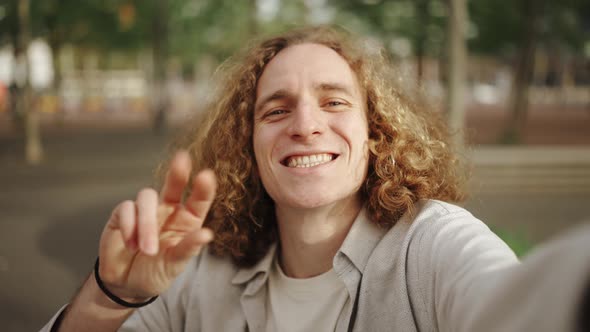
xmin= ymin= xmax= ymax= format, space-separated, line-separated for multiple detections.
xmin=169 ymin=0 xmax=258 ymax=63
xmin=469 ymin=0 xmax=590 ymax=56
xmin=330 ymin=0 xmax=589 ymax=59
xmin=0 ymin=1 xmax=17 ymax=46
xmin=491 ymin=226 xmax=532 ymax=257
xmin=0 ymin=0 xmax=587 ymax=71
xmin=1 ymin=0 xmax=153 ymax=50
xmin=330 ymin=0 xmax=448 ymax=58
xmin=467 ymin=0 xmax=522 ymax=56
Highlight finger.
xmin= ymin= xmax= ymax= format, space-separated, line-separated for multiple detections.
xmin=116 ymin=200 xmax=137 ymax=249
xmin=136 ymin=188 xmax=159 ymax=255
xmin=160 ymin=151 xmax=192 ymax=204
xmin=185 ymin=169 xmax=217 ymax=221
xmin=167 ymin=228 xmax=214 ymax=264
xmin=100 ymin=201 xmax=138 ymax=271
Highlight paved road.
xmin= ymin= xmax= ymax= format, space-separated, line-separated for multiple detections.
xmin=0 ymin=128 xmax=589 ymax=331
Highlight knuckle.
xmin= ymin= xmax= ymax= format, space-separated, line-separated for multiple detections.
xmin=120 ymin=200 xmax=136 ymax=217
xmin=110 ymin=200 xmax=135 ymax=224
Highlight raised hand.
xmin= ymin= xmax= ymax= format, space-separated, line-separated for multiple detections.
xmin=96 ymin=151 xmax=216 ymax=302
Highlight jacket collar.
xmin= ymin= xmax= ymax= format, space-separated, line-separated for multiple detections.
xmin=231 ymin=243 xmax=277 ymax=287
xmin=336 ymin=207 xmax=387 ymax=273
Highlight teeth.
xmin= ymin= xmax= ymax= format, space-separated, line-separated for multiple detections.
xmin=286 ymin=153 xmax=334 ymax=168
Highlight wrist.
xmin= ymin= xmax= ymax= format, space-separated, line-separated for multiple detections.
xmin=94 ymin=258 xmax=158 ymax=308
xmin=56 ymin=275 xmax=136 ymax=332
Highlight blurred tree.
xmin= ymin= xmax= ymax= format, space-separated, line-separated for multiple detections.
xmin=18 ymin=0 xmax=43 ymax=164
xmin=168 ymin=0 xmax=262 ymax=63
xmin=0 ymin=1 xmax=21 ymax=127
xmin=469 ymin=0 xmax=588 ymax=143
xmin=330 ymin=0 xmax=467 ymax=145
xmin=26 ymin=0 xmax=153 ymax=56
xmin=152 ymin=0 xmax=169 ymax=134
xmin=2 ymin=0 xmax=268 ymax=135
xmin=415 ymin=0 xmax=430 ymax=82
xmin=1 ymin=0 xmax=585 ymax=149
xmin=330 ymin=0 xmax=448 ymax=83
xmin=445 ymin=0 xmax=468 ymax=148
xmin=332 ymin=0 xmax=588 ymax=144
xmin=0 ymin=0 xmax=155 ymax=162
xmin=503 ymin=0 xmax=546 ymax=143
xmin=0 ymin=0 xmax=43 ymax=162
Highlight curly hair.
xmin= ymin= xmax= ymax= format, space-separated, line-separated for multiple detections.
xmin=163 ymin=26 xmax=468 ymax=267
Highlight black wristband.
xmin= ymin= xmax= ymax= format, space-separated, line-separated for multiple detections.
xmin=94 ymin=258 xmax=158 ymax=308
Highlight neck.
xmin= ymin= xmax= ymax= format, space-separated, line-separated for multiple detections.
xmin=275 ymin=195 xmax=362 ymax=278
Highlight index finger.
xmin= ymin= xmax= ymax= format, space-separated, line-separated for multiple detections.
xmin=185 ymin=169 xmax=217 ymax=220
xmin=160 ymin=151 xmax=192 ymax=204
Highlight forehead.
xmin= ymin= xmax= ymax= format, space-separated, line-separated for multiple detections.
xmin=256 ymin=43 xmax=360 ymax=97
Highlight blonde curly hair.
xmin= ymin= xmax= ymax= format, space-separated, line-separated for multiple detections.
xmin=164 ymin=26 xmax=468 ymax=267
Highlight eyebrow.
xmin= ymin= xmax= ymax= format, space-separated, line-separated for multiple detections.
xmin=255 ymin=89 xmax=294 ymax=113
xmin=255 ymin=82 xmax=355 ymax=113
xmin=315 ymin=82 xmax=355 ymax=97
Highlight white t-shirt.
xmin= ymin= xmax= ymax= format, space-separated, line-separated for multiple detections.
xmin=265 ymin=257 xmax=349 ymax=332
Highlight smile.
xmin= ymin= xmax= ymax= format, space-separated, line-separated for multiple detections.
xmin=283 ymin=153 xmax=336 ymax=168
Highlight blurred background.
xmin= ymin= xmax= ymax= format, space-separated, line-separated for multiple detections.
xmin=0 ymin=0 xmax=589 ymax=330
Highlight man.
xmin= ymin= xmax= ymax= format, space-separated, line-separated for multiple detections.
xmin=42 ymin=26 xmax=589 ymax=332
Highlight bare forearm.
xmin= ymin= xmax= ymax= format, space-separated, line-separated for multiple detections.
xmin=57 ymin=274 xmax=135 ymax=332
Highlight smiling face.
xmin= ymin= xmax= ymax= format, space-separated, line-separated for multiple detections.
xmin=253 ymin=43 xmax=369 ymax=211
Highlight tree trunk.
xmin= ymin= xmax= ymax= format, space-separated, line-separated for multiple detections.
xmin=152 ymin=0 xmax=169 ymax=134
xmin=17 ymin=0 xmax=43 ymax=164
xmin=415 ymin=0 xmax=430 ymax=83
xmin=446 ymin=0 xmax=468 ymax=148
xmin=249 ymin=0 xmax=258 ymax=37
xmin=47 ymin=7 xmax=64 ymax=126
xmin=503 ymin=0 xmax=545 ymax=144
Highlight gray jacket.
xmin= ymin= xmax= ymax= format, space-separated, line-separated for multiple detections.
xmin=42 ymin=200 xmax=590 ymax=331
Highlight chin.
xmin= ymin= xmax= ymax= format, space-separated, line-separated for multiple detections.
xmin=279 ymin=192 xmax=352 ymax=210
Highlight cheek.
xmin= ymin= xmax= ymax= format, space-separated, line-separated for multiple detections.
xmin=341 ymin=114 xmax=369 ymax=149
xmin=253 ymin=125 xmax=278 ymax=170
xmin=252 ymin=128 xmax=265 ymax=168
xmin=345 ymin=114 xmax=370 ymax=176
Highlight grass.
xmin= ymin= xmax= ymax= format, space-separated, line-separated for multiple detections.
xmin=491 ymin=227 xmax=533 ymax=257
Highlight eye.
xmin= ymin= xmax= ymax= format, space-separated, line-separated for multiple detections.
xmin=323 ymin=99 xmax=349 ymax=109
xmin=327 ymin=101 xmax=343 ymax=107
xmin=269 ymin=109 xmax=286 ymax=115
xmin=261 ymin=108 xmax=289 ymax=120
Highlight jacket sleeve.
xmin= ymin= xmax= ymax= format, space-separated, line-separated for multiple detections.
xmin=408 ymin=204 xmax=590 ymax=332
xmin=39 ymin=305 xmax=68 ymax=332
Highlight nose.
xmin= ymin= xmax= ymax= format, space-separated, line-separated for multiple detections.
xmin=286 ymin=101 xmax=325 ymax=141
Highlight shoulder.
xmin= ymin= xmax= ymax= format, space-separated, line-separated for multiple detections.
xmin=400 ymin=199 xmax=517 ymax=271
xmin=411 ymin=199 xmax=478 ymax=226
xmin=363 ymin=199 xmax=515 ymax=288
xmin=377 ymin=200 xmax=494 ymax=255
xmin=402 ymin=199 xmax=505 ymax=252
xmin=380 ymin=200 xmax=518 ymax=330
xmin=369 ymin=200 xmax=500 ymax=261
